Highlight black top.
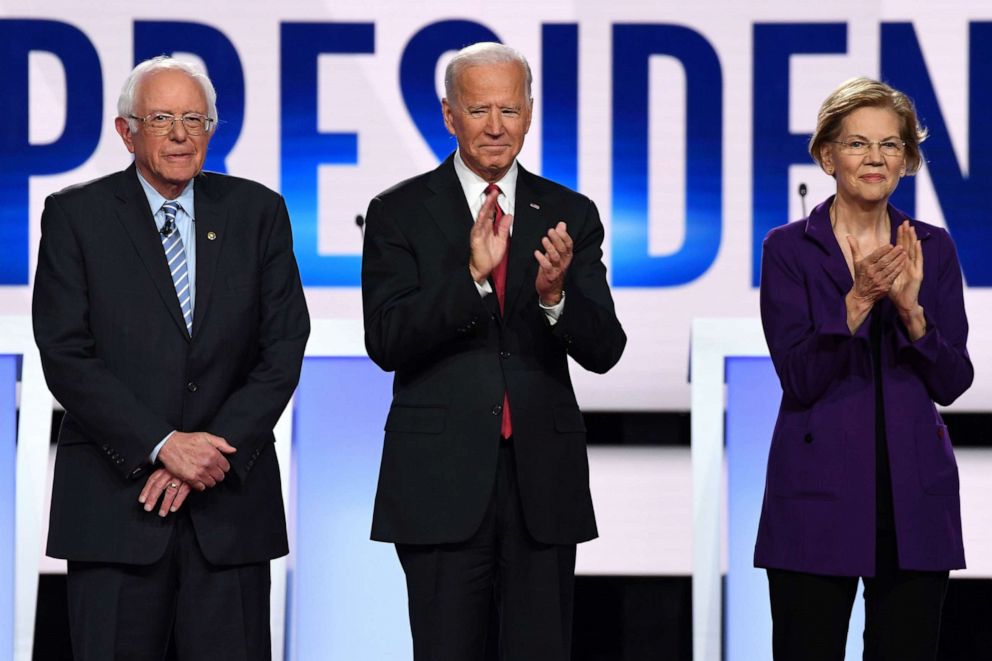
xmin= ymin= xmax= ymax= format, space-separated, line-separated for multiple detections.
xmin=871 ymin=305 xmax=896 ymax=532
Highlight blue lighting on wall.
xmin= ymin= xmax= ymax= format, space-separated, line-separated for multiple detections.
xmin=725 ymin=356 xmax=863 ymax=659
xmin=0 ymin=356 xmax=17 ymax=661
xmin=287 ymin=356 xmax=410 ymax=660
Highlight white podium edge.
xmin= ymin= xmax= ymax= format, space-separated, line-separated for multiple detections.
xmin=2 ymin=315 xmax=369 ymax=661
xmin=690 ymin=317 xmax=768 ymax=661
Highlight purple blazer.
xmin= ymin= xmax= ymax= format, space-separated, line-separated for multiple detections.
xmin=753 ymin=197 xmax=973 ymax=576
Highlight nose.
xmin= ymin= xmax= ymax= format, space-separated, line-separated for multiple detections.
xmin=169 ymin=117 xmax=189 ymax=140
xmin=484 ymin=109 xmax=504 ymax=136
xmin=863 ymin=143 xmax=884 ymax=165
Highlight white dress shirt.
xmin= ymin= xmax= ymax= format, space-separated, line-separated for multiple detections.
xmin=135 ymin=170 xmax=197 ymax=463
xmin=452 ymin=151 xmax=565 ymax=324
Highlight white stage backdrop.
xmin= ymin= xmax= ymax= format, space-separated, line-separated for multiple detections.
xmin=2 ymin=0 xmax=991 ymax=411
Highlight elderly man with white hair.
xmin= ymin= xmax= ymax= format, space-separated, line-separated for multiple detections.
xmin=33 ymin=55 xmax=309 ymax=660
xmin=362 ymin=42 xmax=626 ymax=660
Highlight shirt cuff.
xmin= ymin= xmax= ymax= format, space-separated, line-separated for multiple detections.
xmin=149 ymin=432 xmax=174 ymax=464
xmin=539 ymin=291 xmax=565 ymax=326
xmin=475 ymin=279 xmax=493 ymax=297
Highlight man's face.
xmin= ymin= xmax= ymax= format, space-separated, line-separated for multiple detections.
xmin=115 ymin=69 xmax=212 ymax=198
xmin=442 ymin=61 xmax=532 ymax=182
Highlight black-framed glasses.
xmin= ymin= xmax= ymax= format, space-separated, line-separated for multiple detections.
xmin=129 ymin=112 xmax=215 ymax=136
xmin=832 ymin=139 xmax=906 ymax=157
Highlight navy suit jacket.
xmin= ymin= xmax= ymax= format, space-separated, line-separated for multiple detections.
xmin=33 ymin=165 xmax=310 ymax=565
xmin=362 ymin=155 xmax=626 ymax=546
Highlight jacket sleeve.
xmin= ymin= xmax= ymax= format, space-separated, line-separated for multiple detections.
xmin=893 ymin=227 xmax=973 ymax=406
xmin=206 ymin=195 xmax=311 ymax=482
xmin=32 ymin=194 xmax=171 ymax=479
xmin=759 ymin=228 xmax=866 ymax=408
xmin=361 ymin=195 xmax=491 ymax=373
xmin=548 ymin=199 xmax=626 ymax=374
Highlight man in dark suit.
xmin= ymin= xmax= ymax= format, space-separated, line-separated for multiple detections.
xmin=362 ymin=42 xmax=626 ymax=660
xmin=32 ymin=56 xmax=309 ymax=660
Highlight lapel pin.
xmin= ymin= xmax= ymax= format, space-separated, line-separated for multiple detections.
xmin=207 ymin=231 xmax=217 ymax=241
xmin=529 ymin=202 xmax=540 ymax=209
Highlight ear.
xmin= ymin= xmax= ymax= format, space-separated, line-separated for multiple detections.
xmin=523 ymin=98 xmax=534 ymax=134
xmin=819 ymin=142 xmax=835 ymax=175
xmin=115 ymin=117 xmax=136 ymax=154
xmin=441 ymin=97 xmax=456 ymax=136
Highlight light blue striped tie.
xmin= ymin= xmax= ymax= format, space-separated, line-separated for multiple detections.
xmin=161 ymin=202 xmax=193 ymax=335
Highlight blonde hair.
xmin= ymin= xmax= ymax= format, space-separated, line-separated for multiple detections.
xmin=809 ymin=77 xmax=927 ymax=175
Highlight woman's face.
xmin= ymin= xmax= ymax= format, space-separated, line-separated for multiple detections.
xmin=821 ymin=106 xmax=907 ymax=207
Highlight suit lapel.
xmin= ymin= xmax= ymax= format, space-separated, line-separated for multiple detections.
xmin=804 ymin=196 xmax=853 ymax=295
xmin=504 ymin=168 xmax=549 ymax=318
xmin=191 ymin=173 xmax=229 ymax=340
xmin=424 ymin=156 xmax=475 ymax=251
xmin=112 ymin=166 xmax=191 ymax=339
xmin=423 ymin=157 xmax=551 ymax=319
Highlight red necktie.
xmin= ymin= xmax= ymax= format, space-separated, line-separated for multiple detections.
xmin=485 ymin=183 xmax=513 ymax=439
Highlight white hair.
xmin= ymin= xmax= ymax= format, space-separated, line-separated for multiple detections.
xmin=444 ymin=42 xmax=533 ymax=103
xmin=117 ymin=55 xmax=218 ymax=133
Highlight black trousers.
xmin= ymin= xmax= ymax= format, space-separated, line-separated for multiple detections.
xmin=396 ymin=441 xmax=577 ymax=661
xmin=66 ymin=509 xmax=272 ymax=661
xmin=767 ymin=528 xmax=949 ymax=661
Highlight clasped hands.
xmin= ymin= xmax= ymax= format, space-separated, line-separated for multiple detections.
xmin=846 ymin=220 xmax=926 ymax=339
xmin=138 ymin=431 xmax=236 ymax=518
xmin=468 ymin=187 xmax=573 ymax=306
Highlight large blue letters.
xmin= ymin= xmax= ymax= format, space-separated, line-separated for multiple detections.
xmin=280 ymin=23 xmax=374 ymax=286
xmin=134 ymin=21 xmax=245 ymax=174
xmin=400 ymin=20 xmax=499 ymax=161
xmin=612 ymin=24 xmax=723 ymax=287
xmin=882 ymin=22 xmax=992 ymax=286
xmin=541 ymin=24 xmax=579 ymax=191
xmin=751 ymin=23 xmax=846 ymax=286
xmin=0 ymin=20 xmax=101 ymax=284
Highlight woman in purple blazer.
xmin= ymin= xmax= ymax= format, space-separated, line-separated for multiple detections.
xmin=754 ymin=77 xmax=973 ymax=660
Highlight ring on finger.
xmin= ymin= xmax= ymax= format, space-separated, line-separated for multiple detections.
xmin=167 ymin=482 xmax=179 ymax=490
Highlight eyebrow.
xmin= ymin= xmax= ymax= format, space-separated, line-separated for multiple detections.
xmin=843 ymin=133 xmax=901 ymax=141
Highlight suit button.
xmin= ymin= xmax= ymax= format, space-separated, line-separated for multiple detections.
xmin=492 ymin=404 xmax=503 ymax=416
xmin=803 ymin=433 xmax=813 ymax=444
xmin=186 ymin=382 xmax=198 ymax=392
xmin=500 ymin=351 xmax=510 ymax=359
xmin=937 ymin=427 xmax=945 ymax=439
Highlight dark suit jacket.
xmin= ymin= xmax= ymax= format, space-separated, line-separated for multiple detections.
xmin=754 ymin=196 xmax=972 ymax=575
xmin=33 ymin=165 xmax=310 ymax=566
xmin=362 ymin=155 xmax=626 ymax=546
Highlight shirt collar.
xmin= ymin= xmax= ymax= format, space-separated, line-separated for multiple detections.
xmin=453 ymin=149 xmax=518 ymax=213
xmin=135 ymin=170 xmax=195 ymax=224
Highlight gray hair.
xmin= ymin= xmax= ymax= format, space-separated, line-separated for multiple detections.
xmin=444 ymin=42 xmax=533 ymax=103
xmin=118 ymin=55 xmax=218 ymax=133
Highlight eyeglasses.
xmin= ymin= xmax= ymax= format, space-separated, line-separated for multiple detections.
xmin=129 ymin=112 xmax=215 ymax=136
xmin=832 ymin=139 xmax=906 ymax=157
